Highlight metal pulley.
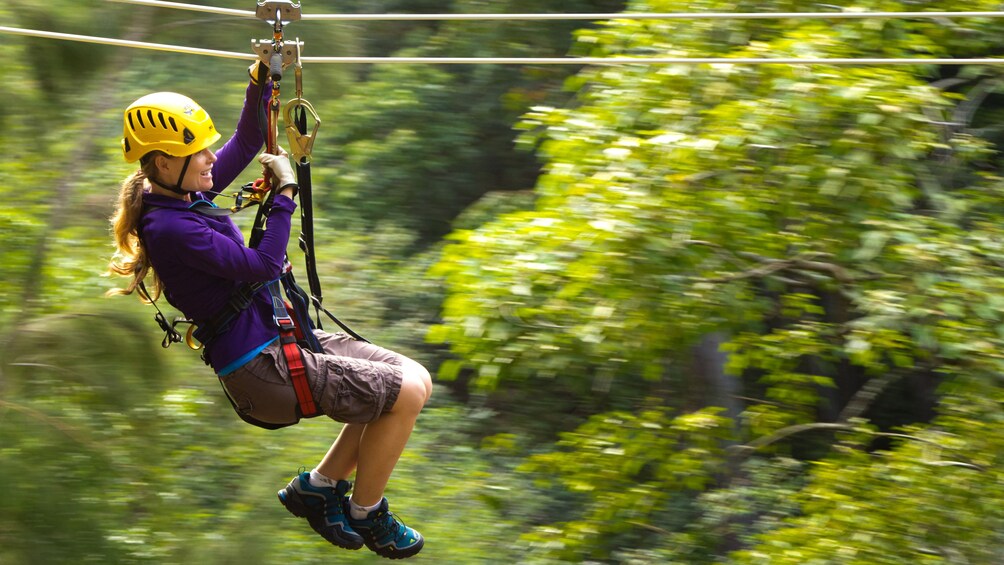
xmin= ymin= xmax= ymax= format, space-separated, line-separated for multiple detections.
xmin=251 ymin=39 xmax=302 ymax=81
xmin=252 ymin=0 xmax=302 ymax=81
xmin=255 ymin=0 xmax=301 ymax=24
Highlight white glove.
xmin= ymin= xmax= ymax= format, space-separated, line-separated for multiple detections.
xmin=258 ymin=151 xmax=296 ymax=189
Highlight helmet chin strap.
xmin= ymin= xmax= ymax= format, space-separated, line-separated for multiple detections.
xmin=150 ymin=155 xmax=193 ymax=196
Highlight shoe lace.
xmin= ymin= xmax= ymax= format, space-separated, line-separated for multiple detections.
xmin=372 ymin=511 xmax=408 ymax=541
xmin=324 ymin=499 xmax=345 ymax=520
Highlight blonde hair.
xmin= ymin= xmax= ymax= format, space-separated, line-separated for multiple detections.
xmin=106 ymin=156 xmax=162 ymax=301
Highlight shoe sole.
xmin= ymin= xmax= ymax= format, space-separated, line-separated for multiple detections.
xmin=365 ymin=537 xmax=424 ymax=560
xmin=277 ymin=486 xmax=365 ymax=550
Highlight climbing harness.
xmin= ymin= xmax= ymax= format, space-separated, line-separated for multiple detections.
xmin=142 ymin=0 xmax=364 ymax=429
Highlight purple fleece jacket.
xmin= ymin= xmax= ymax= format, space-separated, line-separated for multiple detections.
xmin=140 ymin=80 xmax=296 ymax=374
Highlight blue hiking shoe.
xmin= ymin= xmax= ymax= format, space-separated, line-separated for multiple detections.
xmin=277 ymin=472 xmax=364 ymax=550
xmin=349 ymin=498 xmax=424 ymax=559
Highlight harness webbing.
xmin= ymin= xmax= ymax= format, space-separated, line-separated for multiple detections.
xmin=191 ymin=279 xmax=267 ymax=345
xmin=267 ymin=281 xmax=317 ymax=417
xmin=293 ymin=105 xmax=323 ymax=320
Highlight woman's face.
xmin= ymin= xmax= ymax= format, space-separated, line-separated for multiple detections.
xmin=159 ymin=148 xmax=217 ymax=192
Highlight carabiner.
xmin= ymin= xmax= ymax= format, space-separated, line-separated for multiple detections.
xmin=185 ymin=324 xmax=204 ymax=351
xmin=284 ymin=97 xmax=320 ymax=163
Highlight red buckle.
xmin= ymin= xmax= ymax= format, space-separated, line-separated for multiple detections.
xmin=274 ymin=315 xmax=295 ymax=332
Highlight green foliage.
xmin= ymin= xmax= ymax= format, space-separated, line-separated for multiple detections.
xmin=734 ymin=379 xmax=1004 ymax=564
xmin=13 ymin=0 xmax=127 ymax=104
xmin=313 ymin=0 xmax=628 ymax=242
xmin=6 ymin=0 xmax=1004 ymax=562
xmin=317 ymin=63 xmax=484 ymax=238
xmin=429 ymin=0 xmax=1004 ymax=561
xmin=518 ymin=407 xmax=733 ymax=561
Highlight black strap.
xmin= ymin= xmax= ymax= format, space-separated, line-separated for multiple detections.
xmin=249 ymin=67 xmax=274 ymax=249
xmin=191 ymin=280 xmax=267 ymax=347
xmin=313 ymin=297 xmax=369 ymax=343
xmin=281 ymin=269 xmax=324 ymax=352
xmin=293 ymin=104 xmax=325 ymax=326
xmin=146 ymin=154 xmax=192 ymax=196
xmin=187 ymin=202 xmax=242 ymax=216
xmin=248 ymin=188 xmax=274 ymax=249
xmin=174 ymin=154 xmax=192 ymax=193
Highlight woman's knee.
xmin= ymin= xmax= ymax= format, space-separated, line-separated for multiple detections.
xmin=393 ymin=363 xmax=431 ymax=414
xmin=404 ymin=359 xmax=433 ymax=402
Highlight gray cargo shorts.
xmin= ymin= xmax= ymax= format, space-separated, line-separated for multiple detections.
xmin=219 ymin=330 xmax=404 ymax=426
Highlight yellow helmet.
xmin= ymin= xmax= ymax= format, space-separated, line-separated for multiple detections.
xmin=122 ymin=92 xmax=222 ymax=163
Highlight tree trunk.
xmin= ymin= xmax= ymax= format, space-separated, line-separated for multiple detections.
xmin=691 ymin=332 xmax=743 ymax=421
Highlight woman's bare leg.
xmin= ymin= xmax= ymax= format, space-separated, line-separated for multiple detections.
xmin=317 ymin=423 xmax=365 ymax=480
xmin=316 ymin=359 xmax=432 ymax=505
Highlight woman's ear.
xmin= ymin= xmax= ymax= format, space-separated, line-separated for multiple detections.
xmin=153 ymin=153 xmax=173 ymax=176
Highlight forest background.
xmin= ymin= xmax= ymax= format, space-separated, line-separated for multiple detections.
xmin=1 ymin=0 xmax=1003 ymax=563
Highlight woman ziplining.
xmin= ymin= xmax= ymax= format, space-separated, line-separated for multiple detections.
xmin=104 ymin=5 xmax=432 ymax=558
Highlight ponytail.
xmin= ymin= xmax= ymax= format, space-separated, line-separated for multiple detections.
xmin=106 ymin=158 xmax=162 ymax=301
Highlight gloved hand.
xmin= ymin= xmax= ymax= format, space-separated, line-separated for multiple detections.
xmin=258 ymin=150 xmax=296 ymax=191
xmin=248 ymin=60 xmax=269 ymax=85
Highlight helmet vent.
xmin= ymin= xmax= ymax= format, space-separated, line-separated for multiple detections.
xmin=147 ymin=110 xmax=156 ymax=127
xmin=128 ymin=113 xmax=135 ymax=130
xmin=183 ymin=128 xmax=195 ymax=144
xmin=135 ymin=110 xmax=145 ymax=128
xmin=168 ymin=116 xmax=178 ymax=131
xmin=157 ymin=112 xmax=168 ymax=129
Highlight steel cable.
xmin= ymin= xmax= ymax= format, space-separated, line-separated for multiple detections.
xmin=3 ymin=26 xmax=1003 ymax=65
xmin=103 ymin=0 xmax=1004 ymax=21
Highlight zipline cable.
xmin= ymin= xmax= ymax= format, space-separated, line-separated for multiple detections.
xmin=300 ymin=56 xmax=1004 ymax=66
xmin=104 ymin=0 xmax=1004 ymax=21
xmin=2 ymin=25 xmax=1003 ymax=65
xmin=107 ymin=0 xmax=252 ymax=18
xmin=0 ymin=25 xmax=252 ymax=60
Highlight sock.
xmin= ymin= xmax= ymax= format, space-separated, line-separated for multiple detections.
xmin=308 ymin=468 xmax=339 ymax=489
xmin=349 ymin=497 xmax=382 ymax=520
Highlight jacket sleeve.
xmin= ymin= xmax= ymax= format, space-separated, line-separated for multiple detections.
xmin=207 ymin=79 xmax=270 ymax=200
xmin=171 ymin=196 xmax=297 ymax=282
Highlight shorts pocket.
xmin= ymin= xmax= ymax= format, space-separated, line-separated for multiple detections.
xmin=316 ymin=357 xmax=396 ymax=424
xmin=220 ymin=355 xmax=299 ymax=425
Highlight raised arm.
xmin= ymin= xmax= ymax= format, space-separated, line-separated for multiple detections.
xmin=208 ymin=65 xmax=270 ymax=199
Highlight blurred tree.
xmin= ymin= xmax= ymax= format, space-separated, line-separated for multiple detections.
xmin=6 ymin=0 xmax=1004 ymax=562
xmin=314 ymin=0 xmax=627 ymax=243
xmin=15 ymin=7 xmax=153 ymax=315
xmin=431 ymin=0 xmax=1004 ymax=561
